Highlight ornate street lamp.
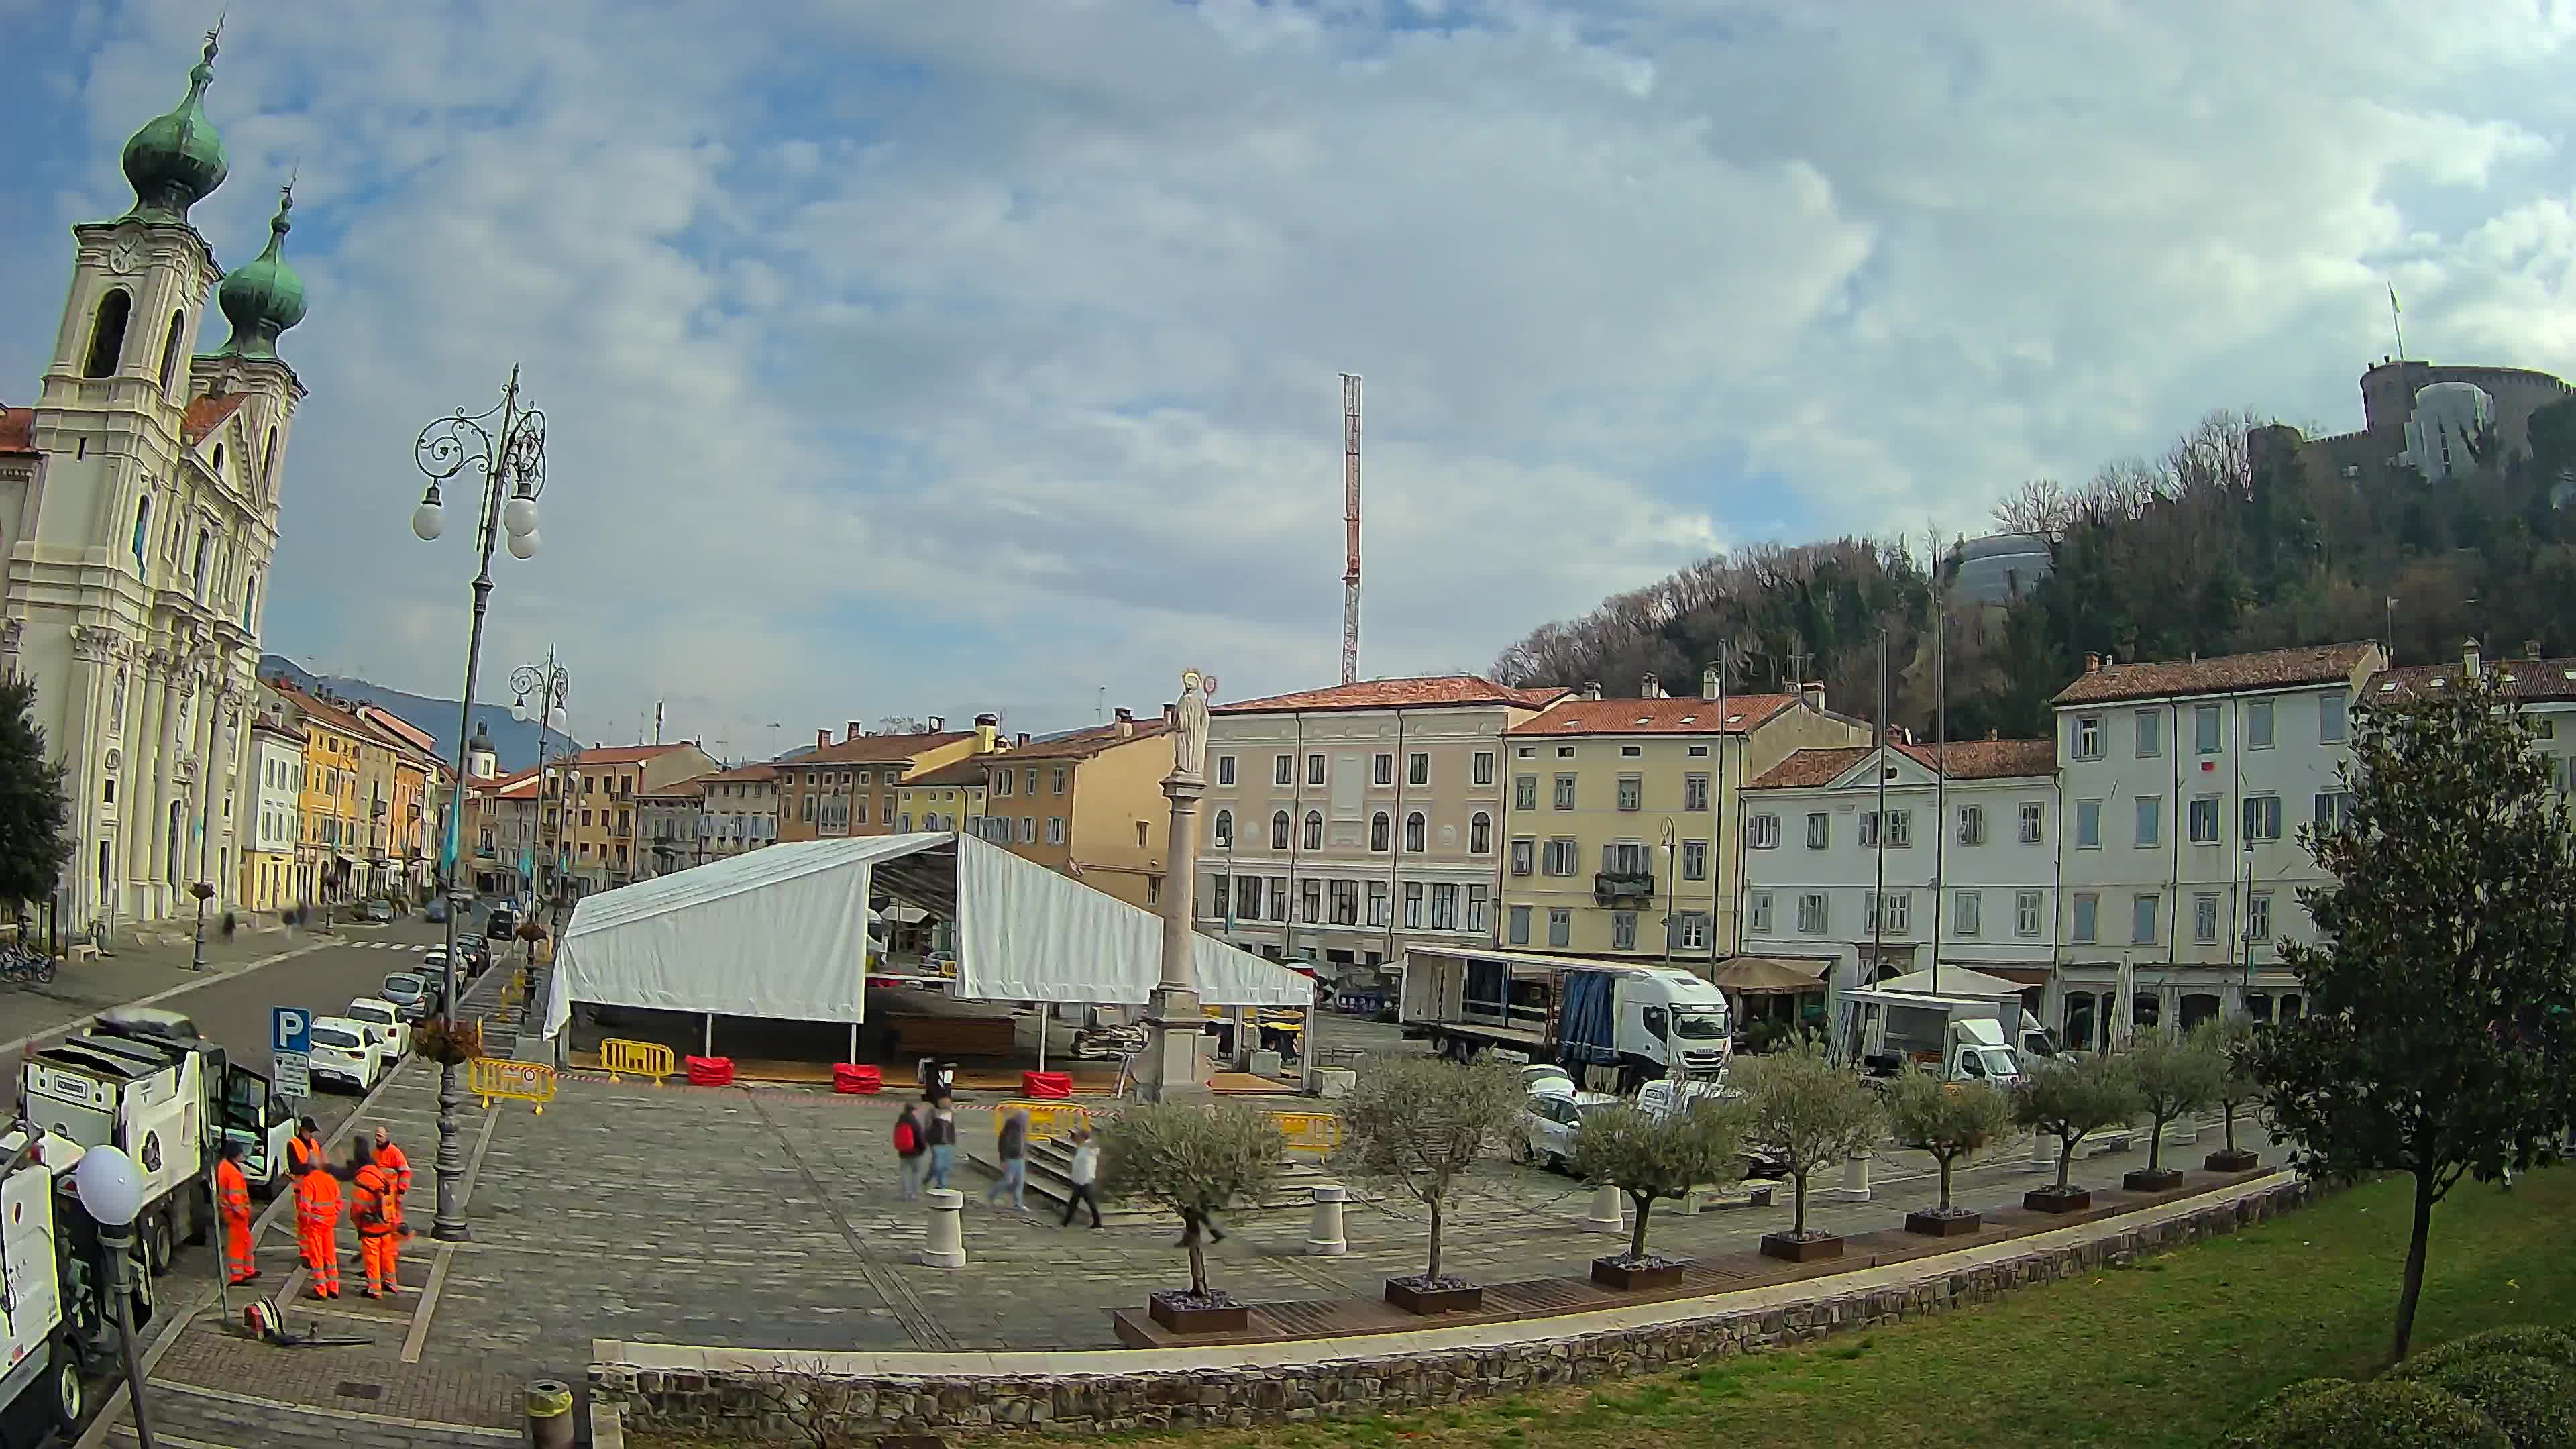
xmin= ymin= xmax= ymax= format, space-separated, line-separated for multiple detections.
xmin=74 ymin=1144 xmax=157 ymax=1448
xmin=409 ymin=366 xmax=548 ymax=1243
xmin=510 ymin=651 xmax=571 ymax=911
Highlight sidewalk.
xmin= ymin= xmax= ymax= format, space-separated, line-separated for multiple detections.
xmin=0 ymin=922 xmax=337 ymax=1057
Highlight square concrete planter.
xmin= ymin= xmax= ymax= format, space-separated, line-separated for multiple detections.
xmin=1904 ymin=1209 xmax=1983 ymax=1238
xmin=2123 ymin=1167 xmax=2186 ymax=1192
xmin=1384 ymin=1277 xmax=1484 ymax=1314
xmin=1591 ymin=1256 xmax=1689 ymax=1291
xmin=2205 ymin=1148 xmax=2262 ymax=1173
xmin=2024 ymin=1185 xmax=2092 ymax=1214
xmin=1759 ymin=1232 xmax=1843 ymax=1263
xmin=1147 ymin=1291 xmax=1248 ymax=1334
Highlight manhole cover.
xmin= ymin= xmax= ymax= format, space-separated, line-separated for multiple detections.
xmin=336 ymin=1381 xmax=386 ymax=1401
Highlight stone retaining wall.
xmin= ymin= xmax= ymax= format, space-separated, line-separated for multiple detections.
xmin=600 ymin=1177 xmax=2313 ymax=1440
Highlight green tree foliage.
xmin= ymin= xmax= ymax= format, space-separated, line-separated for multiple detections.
xmin=1572 ymin=1097 xmax=1752 ymax=1263
xmin=2195 ymin=1018 xmax=2263 ymax=1159
xmin=1884 ymin=1071 xmax=2012 ymax=1214
xmin=1099 ymin=1102 xmax=1285 ymax=1299
xmin=2245 ymin=669 xmax=2576 ymax=1362
xmin=2012 ymin=1053 xmax=2142 ymax=1192
xmin=2227 ymin=1379 xmax=2511 ymax=1448
xmin=1335 ymin=1055 xmax=1523 ymax=1285
xmin=2123 ymin=1028 xmax=2226 ymax=1175
xmin=0 ymin=675 xmax=74 ymax=909
xmin=1733 ymin=1039 xmax=1883 ymax=1238
xmin=2398 ymin=1356 xmax=2575 ymax=1449
xmin=2397 ymin=1326 xmax=2576 ymax=1378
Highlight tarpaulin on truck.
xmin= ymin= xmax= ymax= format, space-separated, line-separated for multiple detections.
xmin=1556 ymin=969 xmax=1620 ymax=1066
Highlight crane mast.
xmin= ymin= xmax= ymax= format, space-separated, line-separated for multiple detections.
xmin=1341 ymin=372 xmax=1363 ymax=686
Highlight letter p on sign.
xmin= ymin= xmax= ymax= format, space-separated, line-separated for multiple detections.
xmin=272 ymin=1006 xmax=309 ymax=1055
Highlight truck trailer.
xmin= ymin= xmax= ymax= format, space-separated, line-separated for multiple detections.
xmin=1835 ymin=986 xmax=2046 ymax=1084
xmin=1400 ymin=947 xmax=1733 ymax=1091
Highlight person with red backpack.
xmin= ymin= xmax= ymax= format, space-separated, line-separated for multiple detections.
xmin=894 ymin=1102 xmax=927 ymax=1200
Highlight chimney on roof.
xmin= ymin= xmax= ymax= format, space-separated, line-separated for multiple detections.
xmin=1801 ymin=682 xmax=1825 ymax=713
xmin=1640 ymin=672 xmax=1662 ymax=699
xmin=2528 ymin=639 xmax=2544 ymax=661
xmin=974 ymin=712 xmax=999 ymax=754
xmin=1016 ymin=732 xmax=1030 ymax=747
xmin=926 ymin=715 xmax=944 ymax=733
xmin=1701 ymin=665 xmax=1721 ymax=700
xmin=1582 ymin=680 xmax=1603 ymax=702
xmin=847 ymin=721 xmax=863 ymax=742
xmin=817 ymin=729 xmax=830 ymax=751
xmin=1114 ymin=706 xmax=1134 ymax=738
xmin=1986 ymin=728 xmax=1999 ymax=741
xmin=2464 ymin=637 xmax=2482 ymax=678
xmin=2084 ymin=652 xmax=2101 ymax=674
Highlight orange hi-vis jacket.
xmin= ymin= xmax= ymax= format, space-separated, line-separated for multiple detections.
xmin=351 ymin=1164 xmax=402 ymax=1236
xmin=214 ymin=1158 xmax=252 ymax=1220
xmin=376 ymin=1140 xmax=412 ymax=1198
xmin=287 ymin=1134 xmax=317 ymax=1176
xmin=294 ymin=1169 xmax=342 ymax=1236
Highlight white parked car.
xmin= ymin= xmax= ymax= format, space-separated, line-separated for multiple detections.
xmin=1520 ymin=1062 xmax=1576 ymax=1095
xmin=343 ymin=998 xmax=407 ymax=1054
xmin=1511 ymin=1083 xmax=1618 ymax=1173
xmin=306 ymin=1016 xmax=390 ymax=1092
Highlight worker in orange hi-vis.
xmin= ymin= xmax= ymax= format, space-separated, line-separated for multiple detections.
xmin=214 ymin=1141 xmax=258 ymax=1285
xmin=292 ymin=1155 xmax=343 ymax=1299
xmin=349 ymin=1140 xmax=407 ymax=1297
xmin=372 ymin=1124 xmax=411 ymax=1203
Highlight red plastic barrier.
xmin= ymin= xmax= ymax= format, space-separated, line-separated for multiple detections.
xmin=1020 ymin=1070 xmax=1073 ymax=1099
xmin=832 ymin=1062 xmax=882 ymax=1095
xmin=684 ymin=1055 xmax=735 ymax=1087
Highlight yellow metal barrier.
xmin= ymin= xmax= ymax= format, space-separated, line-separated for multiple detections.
xmin=469 ymin=1057 xmax=557 ymax=1114
xmin=1269 ymin=1110 xmax=1342 ymax=1156
xmin=998 ymin=1101 xmax=1094 ymax=1142
xmin=599 ymin=1038 xmax=677 ymax=1084
xmin=500 ymin=973 xmax=525 ymax=1009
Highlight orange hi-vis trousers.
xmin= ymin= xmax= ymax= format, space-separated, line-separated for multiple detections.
xmin=360 ymin=1231 xmax=400 ymax=1293
xmin=294 ymin=1173 xmax=343 ymax=1299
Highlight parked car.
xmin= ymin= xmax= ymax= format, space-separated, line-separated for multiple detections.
xmin=425 ymin=898 xmax=449 ymax=924
xmin=379 ymin=972 xmax=430 ymax=1020
xmin=1520 ymin=1062 xmax=1576 ymax=1096
xmin=307 ymin=1016 xmax=390 ymax=1091
xmin=484 ymin=906 xmax=519 ymax=945
xmin=362 ymin=898 xmax=394 ymax=924
xmin=1511 ymin=1081 xmax=1618 ymax=1173
xmin=343 ymin=998 xmax=407 ymax=1053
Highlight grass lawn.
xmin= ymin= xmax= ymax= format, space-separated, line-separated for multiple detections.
xmin=636 ymin=1168 xmax=2576 ymax=1449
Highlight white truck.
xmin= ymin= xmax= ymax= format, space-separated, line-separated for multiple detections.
xmin=15 ymin=1007 xmax=297 ymax=1282
xmin=1 ymin=1114 xmax=162 ymax=1444
xmin=1401 ymin=947 xmax=1733 ymax=1091
xmin=1835 ymin=987 xmax=2049 ymax=1085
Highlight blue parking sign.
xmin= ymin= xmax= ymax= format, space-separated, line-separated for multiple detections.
xmin=272 ymin=1006 xmax=310 ymax=1055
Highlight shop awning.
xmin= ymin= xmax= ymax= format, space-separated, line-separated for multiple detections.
xmin=1866 ymin=965 xmax=2028 ymax=998
xmin=1709 ymin=956 xmax=1831 ymax=994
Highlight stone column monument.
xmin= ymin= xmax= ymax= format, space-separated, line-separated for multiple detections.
xmin=1137 ymin=669 xmax=1218 ymax=1102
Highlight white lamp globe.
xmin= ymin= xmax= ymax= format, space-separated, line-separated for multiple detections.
xmin=511 ymin=698 xmax=532 ymax=724
xmin=502 ymin=494 xmax=540 ymax=538
xmin=506 ymin=529 xmax=540 ymax=561
xmin=411 ymin=498 xmax=445 ymax=542
xmin=73 ymin=1144 xmax=144 ymax=1227
xmin=547 ymin=704 xmax=568 ymax=731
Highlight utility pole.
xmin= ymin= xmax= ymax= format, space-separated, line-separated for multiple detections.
xmin=1931 ymin=556 xmax=1947 ymax=995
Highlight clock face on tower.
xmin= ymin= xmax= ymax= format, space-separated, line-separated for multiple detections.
xmin=108 ymin=235 xmax=142 ymax=276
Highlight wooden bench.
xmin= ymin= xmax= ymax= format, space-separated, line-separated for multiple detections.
xmin=887 ymin=1016 xmax=1018 ymax=1058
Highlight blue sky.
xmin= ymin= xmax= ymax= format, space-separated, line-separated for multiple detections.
xmin=7 ymin=1 xmax=2576 ymax=758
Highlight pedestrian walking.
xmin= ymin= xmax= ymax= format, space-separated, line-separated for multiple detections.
xmin=984 ymin=1109 xmax=1030 ymax=1212
xmin=893 ymin=1102 xmax=927 ymax=1201
xmin=1059 ymin=1128 xmax=1103 ymax=1229
xmin=215 ymin=1142 xmax=258 ymax=1285
xmin=924 ymin=1099 xmax=959 ymax=1191
xmin=292 ymin=1156 xmax=343 ymax=1299
xmin=349 ymin=1140 xmax=407 ymax=1297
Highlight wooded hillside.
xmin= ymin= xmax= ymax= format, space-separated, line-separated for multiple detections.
xmin=1490 ymin=400 xmax=2576 ymax=740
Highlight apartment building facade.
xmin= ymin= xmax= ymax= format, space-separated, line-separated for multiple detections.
xmin=242 ymin=714 xmax=303 ymax=913
xmin=2050 ymin=642 xmax=2384 ymax=1049
xmin=462 ymin=767 xmax=540 ymax=898
xmin=1740 ymin=737 xmax=2059 ymax=1000
xmin=693 ymin=762 xmax=780 ymax=861
xmin=1196 ymin=676 xmax=1566 ymax=978
xmin=773 ymin=718 xmax=986 ymax=843
xmin=639 ymin=776 xmax=708 ymax=877
xmin=266 ymin=681 xmax=365 ymax=905
xmin=1499 ymin=672 xmax=1868 ymax=962
xmin=557 ymin=741 xmax=718 ymax=894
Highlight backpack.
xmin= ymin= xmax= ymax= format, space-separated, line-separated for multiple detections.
xmin=893 ymin=1119 xmax=919 ymax=1155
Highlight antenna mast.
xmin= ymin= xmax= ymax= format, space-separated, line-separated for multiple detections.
xmin=1340 ymin=372 xmax=1364 ymax=686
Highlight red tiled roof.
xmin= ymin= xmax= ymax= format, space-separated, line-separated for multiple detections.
xmin=700 ymin=763 xmax=777 ymax=783
xmin=0 ymin=407 xmax=33 ymax=457
xmin=791 ymin=731 xmax=977 ymax=766
xmin=2051 ymin=643 xmax=2380 ymax=706
xmin=1000 ymin=720 xmax=1172 ymax=761
xmin=265 ymin=680 xmax=368 ymax=737
xmin=180 ymin=393 xmax=249 ymax=447
xmin=569 ymin=743 xmax=695 ymax=767
xmin=1507 ymin=694 xmax=1800 ymax=736
xmin=2373 ymin=654 xmax=2576 ymax=704
xmin=1216 ymin=676 xmax=1568 ymax=714
xmin=636 ymin=775 xmax=708 ymax=798
xmin=1751 ymin=737 xmax=2055 ymax=790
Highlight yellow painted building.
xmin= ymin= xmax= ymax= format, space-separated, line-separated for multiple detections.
xmin=774 ymin=717 xmax=993 ymax=843
xmin=557 ymin=742 xmax=720 ymax=895
xmin=902 ymin=709 xmax=1175 ymax=910
xmin=267 ymin=681 xmax=367 ymax=905
xmin=1499 ymin=674 xmax=1869 ymax=961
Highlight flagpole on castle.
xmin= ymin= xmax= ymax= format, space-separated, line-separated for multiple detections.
xmin=2390 ymin=284 xmax=2405 ymax=360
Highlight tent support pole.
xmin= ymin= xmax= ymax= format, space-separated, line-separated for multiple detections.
xmin=1301 ymin=996 xmax=1319 ymax=1096
xmin=704 ymin=1014 xmax=713 ymax=1057
xmin=847 ymin=1022 xmax=857 ymax=1065
xmin=1035 ymin=1005 xmax=1049 ymax=1075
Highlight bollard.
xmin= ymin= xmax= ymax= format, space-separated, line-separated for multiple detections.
xmin=1585 ymin=1182 xmax=1626 ymax=1234
xmin=921 ymin=1188 xmax=968 ymax=1269
xmin=2166 ymin=1114 xmax=2201 ymax=1146
xmin=525 ymin=1379 xmax=575 ymax=1449
xmin=2024 ymin=1130 xmax=2057 ymax=1173
xmin=1828 ymin=1147 xmax=1873 ymax=1202
xmin=1305 ymin=1183 xmax=1349 ymax=1256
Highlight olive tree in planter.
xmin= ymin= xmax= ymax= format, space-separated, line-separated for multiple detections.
xmin=1885 ymin=1069 xmax=2012 ymax=1237
xmin=2122 ymin=1028 xmax=2226 ymax=1191
xmin=1338 ymin=1053 xmax=1523 ymax=1313
xmin=2012 ymin=1052 xmax=2141 ymax=1212
xmin=1737 ymin=1040 xmax=1884 ymax=1262
xmin=1571 ymin=1095 xmax=1753 ymax=1289
xmin=2194 ymin=1019 xmax=2265 ymax=1173
xmin=1098 ymin=1100 xmax=1285 ymax=1334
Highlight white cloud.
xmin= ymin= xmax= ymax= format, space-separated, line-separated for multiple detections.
xmin=6 ymin=0 xmax=2576 ymax=755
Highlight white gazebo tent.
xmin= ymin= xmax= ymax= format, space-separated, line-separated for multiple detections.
xmin=538 ymin=832 xmax=1312 ymax=1060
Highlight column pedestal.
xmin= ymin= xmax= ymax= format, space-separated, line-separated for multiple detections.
xmin=1136 ymin=987 xmax=1212 ymax=1102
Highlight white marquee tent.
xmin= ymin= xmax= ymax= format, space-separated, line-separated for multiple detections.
xmin=538 ymin=831 xmax=1312 ymax=1042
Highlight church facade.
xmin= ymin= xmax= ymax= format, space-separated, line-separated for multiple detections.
xmin=0 ymin=28 xmax=309 ymax=930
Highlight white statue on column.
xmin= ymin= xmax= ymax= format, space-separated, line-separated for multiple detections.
xmin=1171 ymin=669 xmax=1216 ymax=782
